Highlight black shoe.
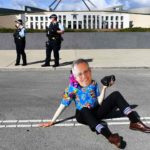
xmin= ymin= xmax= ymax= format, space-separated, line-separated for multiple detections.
xmin=41 ymin=64 xmax=50 ymax=67
xmin=53 ymin=64 xmax=59 ymax=67
xmin=22 ymin=63 xmax=27 ymax=66
xmin=15 ymin=63 xmax=20 ymax=66
xmin=108 ymin=133 xmax=126 ymax=149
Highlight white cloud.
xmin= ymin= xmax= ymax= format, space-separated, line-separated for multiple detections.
xmin=55 ymin=0 xmax=127 ymax=11
xmin=12 ymin=0 xmax=38 ymax=9
xmin=56 ymin=0 xmax=111 ymax=10
xmin=132 ymin=0 xmax=150 ymax=5
xmin=3 ymin=0 xmax=150 ymax=11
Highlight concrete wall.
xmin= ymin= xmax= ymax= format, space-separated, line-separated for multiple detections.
xmin=0 ymin=15 xmax=17 ymax=28
xmin=0 ymin=32 xmax=150 ymax=50
xmin=130 ymin=14 xmax=150 ymax=28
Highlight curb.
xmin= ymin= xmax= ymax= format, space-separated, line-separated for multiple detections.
xmin=0 ymin=66 xmax=150 ymax=71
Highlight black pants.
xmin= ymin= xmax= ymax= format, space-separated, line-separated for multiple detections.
xmin=76 ymin=91 xmax=130 ymax=131
xmin=15 ymin=40 xmax=26 ymax=64
xmin=45 ymin=40 xmax=61 ymax=65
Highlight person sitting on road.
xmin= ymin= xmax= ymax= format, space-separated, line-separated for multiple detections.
xmin=40 ymin=58 xmax=150 ymax=148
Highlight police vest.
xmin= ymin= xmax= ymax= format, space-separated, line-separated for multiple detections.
xmin=47 ymin=22 xmax=61 ymax=40
xmin=13 ymin=28 xmax=25 ymax=41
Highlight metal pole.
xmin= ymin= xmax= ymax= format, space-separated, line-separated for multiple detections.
xmin=82 ymin=0 xmax=91 ymax=11
xmin=49 ymin=0 xmax=58 ymax=7
xmin=53 ymin=0 xmax=62 ymax=10
xmin=87 ymin=0 xmax=97 ymax=8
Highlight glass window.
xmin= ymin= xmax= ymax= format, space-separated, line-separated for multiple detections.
xmin=121 ymin=16 xmax=123 ymax=20
xmin=35 ymin=17 xmax=38 ymax=21
xmin=111 ymin=16 xmax=113 ymax=20
xmin=40 ymin=22 xmax=43 ymax=29
xmin=73 ymin=21 xmax=77 ymax=29
xmin=30 ymin=22 xmax=33 ymax=29
xmin=30 ymin=17 xmax=33 ymax=21
xmin=40 ymin=17 xmax=43 ymax=21
xmin=63 ymin=15 xmax=66 ymax=20
xmin=78 ymin=21 xmax=82 ymax=29
xmin=116 ymin=22 xmax=118 ymax=29
xmin=73 ymin=15 xmax=77 ymax=19
xmin=45 ymin=17 xmax=48 ymax=21
xmin=105 ymin=22 xmax=108 ymax=29
xmin=68 ymin=21 xmax=71 ymax=29
xmin=116 ymin=16 xmax=118 ymax=20
xmin=63 ymin=20 xmax=66 ymax=27
xmin=111 ymin=22 xmax=113 ymax=29
xmin=121 ymin=22 xmax=123 ymax=28
xmin=83 ymin=15 xmax=86 ymax=20
xmin=35 ymin=22 xmax=38 ymax=29
xmin=59 ymin=15 xmax=61 ymax=20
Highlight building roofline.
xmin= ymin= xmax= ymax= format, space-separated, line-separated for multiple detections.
xmin=26 ymin=10 xmax=150 ymax=15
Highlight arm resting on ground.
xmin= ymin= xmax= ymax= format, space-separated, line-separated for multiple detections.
xmin=51 ymin=104 xmax=66 ymax=122
xmin=39 ymin=104 xmax=66 ymax=127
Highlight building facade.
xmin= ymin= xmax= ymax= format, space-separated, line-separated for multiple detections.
xmin=25 ymin=11 xmax=130 ymax=30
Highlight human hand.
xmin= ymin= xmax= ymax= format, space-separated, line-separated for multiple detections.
xmin=109 ymin=80 xmax=115 ymax=87
xmin=39 ymin=121 xmax=55 ymax=128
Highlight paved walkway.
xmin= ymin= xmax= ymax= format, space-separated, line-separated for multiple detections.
xmin=0 ymin=49 xmax=150 ymax=69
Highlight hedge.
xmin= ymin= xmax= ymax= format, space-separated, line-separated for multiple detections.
xmin=1 ymin=27 xmax=150 ymax=33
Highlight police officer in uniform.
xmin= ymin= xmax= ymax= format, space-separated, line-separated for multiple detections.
xmin=41 ymin=14 xmax=64 ymax=67
xmin=13 ymin=19 xmax=27 ymax=66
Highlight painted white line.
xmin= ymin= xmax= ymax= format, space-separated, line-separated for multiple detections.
xmin=18 ymin=120 xmax=42 ymax=123
xmin=0 ymin=117 xmax=150 ymax=128
xmin=1 ymin=117 xmax=150 ymax=124
xmin=32 ymin=124 xmax=40 ymax=127
xmin=29 ymin=120 xmax=42 ymax=123
xmin=6 ymin=125 xmax=17 ymax=128
xmin=75 ymin=123 xmax=83 ymax=126
xmin=17 ymin=124 xmax=31 ymax=128
xmin=42 ymin=120 xmax=51 ymax=122
xmin=18 ymin=120 xmax=30 ymax=123
xmin=2 ymin=120 xmax=18 ymax=123
xmin=54 ymin=123 xmax=74 ymax=127
xmin=105 ymin=117 xmax=150 ymax=121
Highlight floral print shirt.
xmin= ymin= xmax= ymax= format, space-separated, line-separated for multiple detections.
xmin=61 ymin=80 xmax=100 ymax=110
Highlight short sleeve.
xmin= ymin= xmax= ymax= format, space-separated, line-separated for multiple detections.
xmin=59 ymin=23 xmax=64 ymax=31
xmin=19 ymin=28 xmax=26 ymax=37
xmin=61 ymin=87 xmax=72 ymax=107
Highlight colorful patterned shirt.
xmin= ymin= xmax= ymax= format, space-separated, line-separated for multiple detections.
xmin=61 ymin=80 xmax=100 ymax=110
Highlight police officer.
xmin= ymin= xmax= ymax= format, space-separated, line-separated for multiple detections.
xmin=13 ymin=19 xmax=27 ymax=66
xmin=41 ymin=14 xmax=64 ymax=67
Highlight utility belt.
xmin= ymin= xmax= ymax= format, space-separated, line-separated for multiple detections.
xmin=14 ymin=37 xmax=25 ymax=42
xmin=48 ymin=36 xmax=61 ymax=41
xmin=50 ymin=37 xmax=56 ymax=40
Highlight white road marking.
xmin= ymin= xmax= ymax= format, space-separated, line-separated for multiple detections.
xmin=2 ymin=120 xmax=18 ymax=123
xmin=0 ymin=117 xmax=150 ymax=128
xmin=6 ymin=125 xmax=17 ymax=128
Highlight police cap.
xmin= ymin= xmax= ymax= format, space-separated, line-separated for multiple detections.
xmin=49 ymin=14 xmax=57 ymax=19
xmin=15 ymin=19 xmax=23 ymax=25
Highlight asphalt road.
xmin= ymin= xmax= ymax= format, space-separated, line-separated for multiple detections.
xmin=0 ymin=69 xmax=150 ymax=150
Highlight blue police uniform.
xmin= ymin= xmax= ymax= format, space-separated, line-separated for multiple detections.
xmin=42 ymin=15 xmax=64 ymax=67
xmin=13 ymin=20 xmax=27 ymax=66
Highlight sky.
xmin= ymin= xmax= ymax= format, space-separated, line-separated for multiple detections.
xmin=0 ymin=0 xmax=150 ymax=11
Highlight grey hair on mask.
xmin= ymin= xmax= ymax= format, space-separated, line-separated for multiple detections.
xmin=72 ymin=59 xmax=89 ymax=75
